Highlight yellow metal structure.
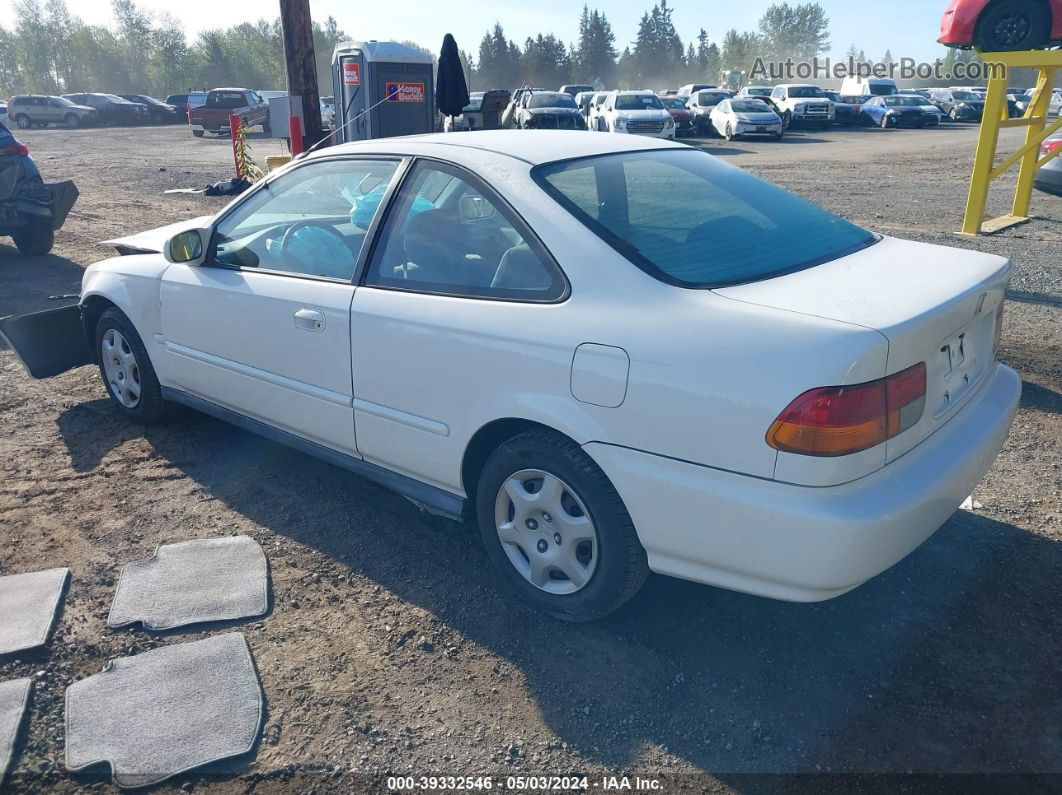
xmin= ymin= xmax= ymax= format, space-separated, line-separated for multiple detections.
xmin=961 ymin=49 xmax=1062 ymax=235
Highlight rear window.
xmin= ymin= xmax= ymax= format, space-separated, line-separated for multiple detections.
xmin=534 ymin=149 xmax=877 ymax=288
xmin=206 ymin=92 xmax=248 ymax=108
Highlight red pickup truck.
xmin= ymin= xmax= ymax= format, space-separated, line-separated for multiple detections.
xmin=188 ymin=88 xmax=271 ymax=137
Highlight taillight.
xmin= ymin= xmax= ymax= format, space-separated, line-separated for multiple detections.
xmin=1042 ymin=139 xmax=1062 ymax=158
xmin=767 ymin=362 xmax=927 ymax=457
xmin=0 ymin=142 xmax=28 ymax=157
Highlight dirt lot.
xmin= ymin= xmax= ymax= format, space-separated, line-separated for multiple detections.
xmin=0 ymin=123 xmax=1060 ymax=793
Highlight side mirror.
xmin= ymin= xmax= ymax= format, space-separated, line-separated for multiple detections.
xmin=164 ymin=228 xmax=207 ymax=264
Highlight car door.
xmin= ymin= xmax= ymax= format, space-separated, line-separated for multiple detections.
xmin=350 ymin=159 xmax=568 ymax=493
xmin=158 ymin=156 xmax=404 ymax=455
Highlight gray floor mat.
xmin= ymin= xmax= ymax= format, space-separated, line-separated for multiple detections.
xmin=107 ymin=536 xmax=268 ymax=631
xmin=65 ymin=633 xmax=263 ymax=789
xmin=0 ymin=568 xmax=69 ymax=654
xmin=0 ymin=678 xmax=32 ymax=783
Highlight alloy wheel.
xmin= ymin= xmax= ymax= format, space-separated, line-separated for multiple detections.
xmin=101 ymin=329 xmax=141 ymax=408
xmin=494 ymin=468 xmax=599 ymax=595
xmin=993 ymin=11 xmax=1032 ymax=48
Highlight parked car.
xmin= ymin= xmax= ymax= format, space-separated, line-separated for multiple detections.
xmin=860 ymin=95 xmax=933 ymax=128
xmin=839 ymin=76 xmax=898 ymax=97
xmin=823 ymin=91 xmax=861 ymax=125
xmin=120 ymin=95 xmax=182 ymax=124
xmin=0 ymin=130 xmax=1021 ymax=621
xmin=894 ymin=91 xmax=944 ymax=125
xmin=939 ymin=0 xmax=1062 ymax=51
xmin=1015 ymin=87 xmax=1062 ymax=116
xmin=514 ymin=91 xmax=585 ymax=130
xmin=164 ymin=92 xmax=209 ymax=120
xmin=586 ymin=91 xmax=610 ymax=131
xmin=560 ymin=84 xmax=594 ymax=97
xmin=659 ymin=96 xmax=695 ymax=136
xmin=595 ymin=91 xmax=674 ymax=138
xmin=444 ymin=92 xmax=485 ymax=132
xmin=930 ymin=88 xmax=986 ymax=121
xmin=709 ymin=98 xmax=784 ymax=140
xmin=768 ymin=84 xmax=835 ymax=128
xmin=735 ymin=86 xmax=774 ymax=100
xmin=897 ymin=89 xmax=932 ymax=100
xmin=685 ymin=89 xmax=733 ymax=134
xmin=574 ymin=91 xmax=595 ymax=122
xmin=0 ymin=119 xmax=78 ymax=254
xmin=188 ymin=88 xmax=270 ymax=137
xmin=676 ymin=82 xmax=718 ymax=98
xmin=62 ymin=93 xmax=148 ymax=126
xmin=1034 ymin=133 xmax=1062 ymax=194
xmin=8 ymin=95 xmax=98 ymax=129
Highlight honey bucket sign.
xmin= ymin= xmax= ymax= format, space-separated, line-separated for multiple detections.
xmin=342 ymin=62 xmax=360 ymax=86
xmin=385 ymin=81 xmax=426 ymax=103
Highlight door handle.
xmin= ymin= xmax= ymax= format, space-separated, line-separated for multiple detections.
xmin=294 ymin=308 xmax=325 ymax=332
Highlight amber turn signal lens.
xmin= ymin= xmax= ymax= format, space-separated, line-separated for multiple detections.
xmin=767 ymin=362 xmax=927 ymax=457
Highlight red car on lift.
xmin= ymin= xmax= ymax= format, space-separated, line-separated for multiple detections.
xmin=939 ymin=0 xmax=1062 ymax=51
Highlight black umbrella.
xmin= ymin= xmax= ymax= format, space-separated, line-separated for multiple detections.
xmin=436 ymin=33 xmax=470 ymax=121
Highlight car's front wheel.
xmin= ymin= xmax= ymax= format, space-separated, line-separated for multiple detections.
xmin=95 ymin=308 xmax=171 ymax=423
xmin=64 ymin=113 xmax=80 ymax=129
xmin=476 ymin=429 xmax=649 ymax=622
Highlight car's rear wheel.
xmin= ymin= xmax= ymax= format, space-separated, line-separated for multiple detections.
xmin=64 ymin=113 xmax=80 ymax=129
xmin=95 ymin=308 xmax=171 ymax=423
xmin=724 ymin=122 xmax=735 ymax=140
xmin=14 ymin=114 xmax=31 ymax=129
xmin=12 ymin=218 xmax=53 ymax=255
xmin=475 ymin=429 xmax=649 ymax=622
xmin=976 ymin=0 xmax=1051 ymax=51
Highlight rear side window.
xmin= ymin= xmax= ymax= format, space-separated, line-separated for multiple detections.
xmin=534 ymin=149 xmax=876 ymax=288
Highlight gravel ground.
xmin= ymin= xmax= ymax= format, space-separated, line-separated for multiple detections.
xmin=0 ymin=123 xmax=1059 ymax=793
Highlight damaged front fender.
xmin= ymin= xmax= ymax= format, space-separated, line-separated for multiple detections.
xmin=0 ymin=303 xmax=92 ymax=378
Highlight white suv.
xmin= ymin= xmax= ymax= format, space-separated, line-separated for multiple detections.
xmin=594 ymin=91 xmax=675 ymax=139
xmin=769 ymin=84 xmax=835 ymax=128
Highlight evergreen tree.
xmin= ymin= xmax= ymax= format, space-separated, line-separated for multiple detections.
xmin=575 ymin=6 xmax=617 ymax=86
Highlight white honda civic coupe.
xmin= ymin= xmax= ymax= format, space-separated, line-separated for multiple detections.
xmin=1 ymin=131 xmax=1020 ymax=621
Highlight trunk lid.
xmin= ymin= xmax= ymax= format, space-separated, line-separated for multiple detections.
xmin=715 ymin=235 xmax=1010 ymax=461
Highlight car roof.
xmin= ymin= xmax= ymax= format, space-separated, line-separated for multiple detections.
xmin=307 ymin=130 xmax=683 ymax=167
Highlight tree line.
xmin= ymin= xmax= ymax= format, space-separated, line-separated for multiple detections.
xmin=12 ymin=0 xmax=996 ymax=100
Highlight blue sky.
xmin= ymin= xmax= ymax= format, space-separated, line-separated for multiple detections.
xmin=15 ymin=0 xmax=952 ymax=65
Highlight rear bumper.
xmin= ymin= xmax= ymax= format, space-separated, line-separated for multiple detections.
xmin=1034 ymin=165 xmax=1062 ymax=195
xmin=586 ymin=362 xmax=1020 ymax=602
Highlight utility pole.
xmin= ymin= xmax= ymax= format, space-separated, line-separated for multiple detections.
xmin=279 ymin=0 xmax=325 ymax=147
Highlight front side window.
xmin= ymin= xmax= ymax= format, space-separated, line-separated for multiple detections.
xmin=535 ymin=149 xmax=876 ymax=288
xmin=365 ymin=161 xmax=565 ymax=301
xmin=210 ymin=158 xmax=400 ymax=280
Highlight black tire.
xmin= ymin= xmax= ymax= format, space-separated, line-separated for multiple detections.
xmin=475 ymin=428 xmax=649 ymax=622
xmin=950 ymin=107 xmax=961 ymax=121
xmin=724 ymin=122 xmax=735 ymax=141
xmin=12 ymin=218 xmax=54 ymax=255
xmin=975 ymin=0 xmax=1051 ymax=51
xmin=14 ymin=114 xmax=31 ymax=129
xmin=261 ymin=118 xmax=271 ymax=135
xmin=94 ymin=307 xmax=171 ymax=424
xmin=192 ymin=129 xmax=205 ymax=137
xmin=881 ymin=114 xmax=892 ymax=128
xmin=64 ymin=113 xmax=80 ymax=129
xmin=781 ymin=110 xmax=792 ymax=128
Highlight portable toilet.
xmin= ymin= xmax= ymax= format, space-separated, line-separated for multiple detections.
xmin=332 ymin=41 xmax=435 ymax=142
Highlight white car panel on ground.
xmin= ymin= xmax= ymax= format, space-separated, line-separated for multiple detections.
xmin=8 ymin=130 xmax=1020 ymax=619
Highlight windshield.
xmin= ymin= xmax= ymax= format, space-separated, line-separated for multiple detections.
xmin=744 ymin=88 xmax=772 ymax=96
xmin=952 ymin=91 xmax=979 ymax=100
xmin=528 ymin=93 xmax=576 ymax=109
xmin=661 ymin=98 xmax=686 ymax=109
xmin=884 ymin=96 xmax=923 ymax=107
xmin=534 ymin=149 xmax=876 ymax=288
xmin=615 ymin=94 xmax=663 ymax=110
xmin=730 ymin=99 xmax=771 ymax=113
xmin=787 ymin=86 xmax=826 ymax=98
